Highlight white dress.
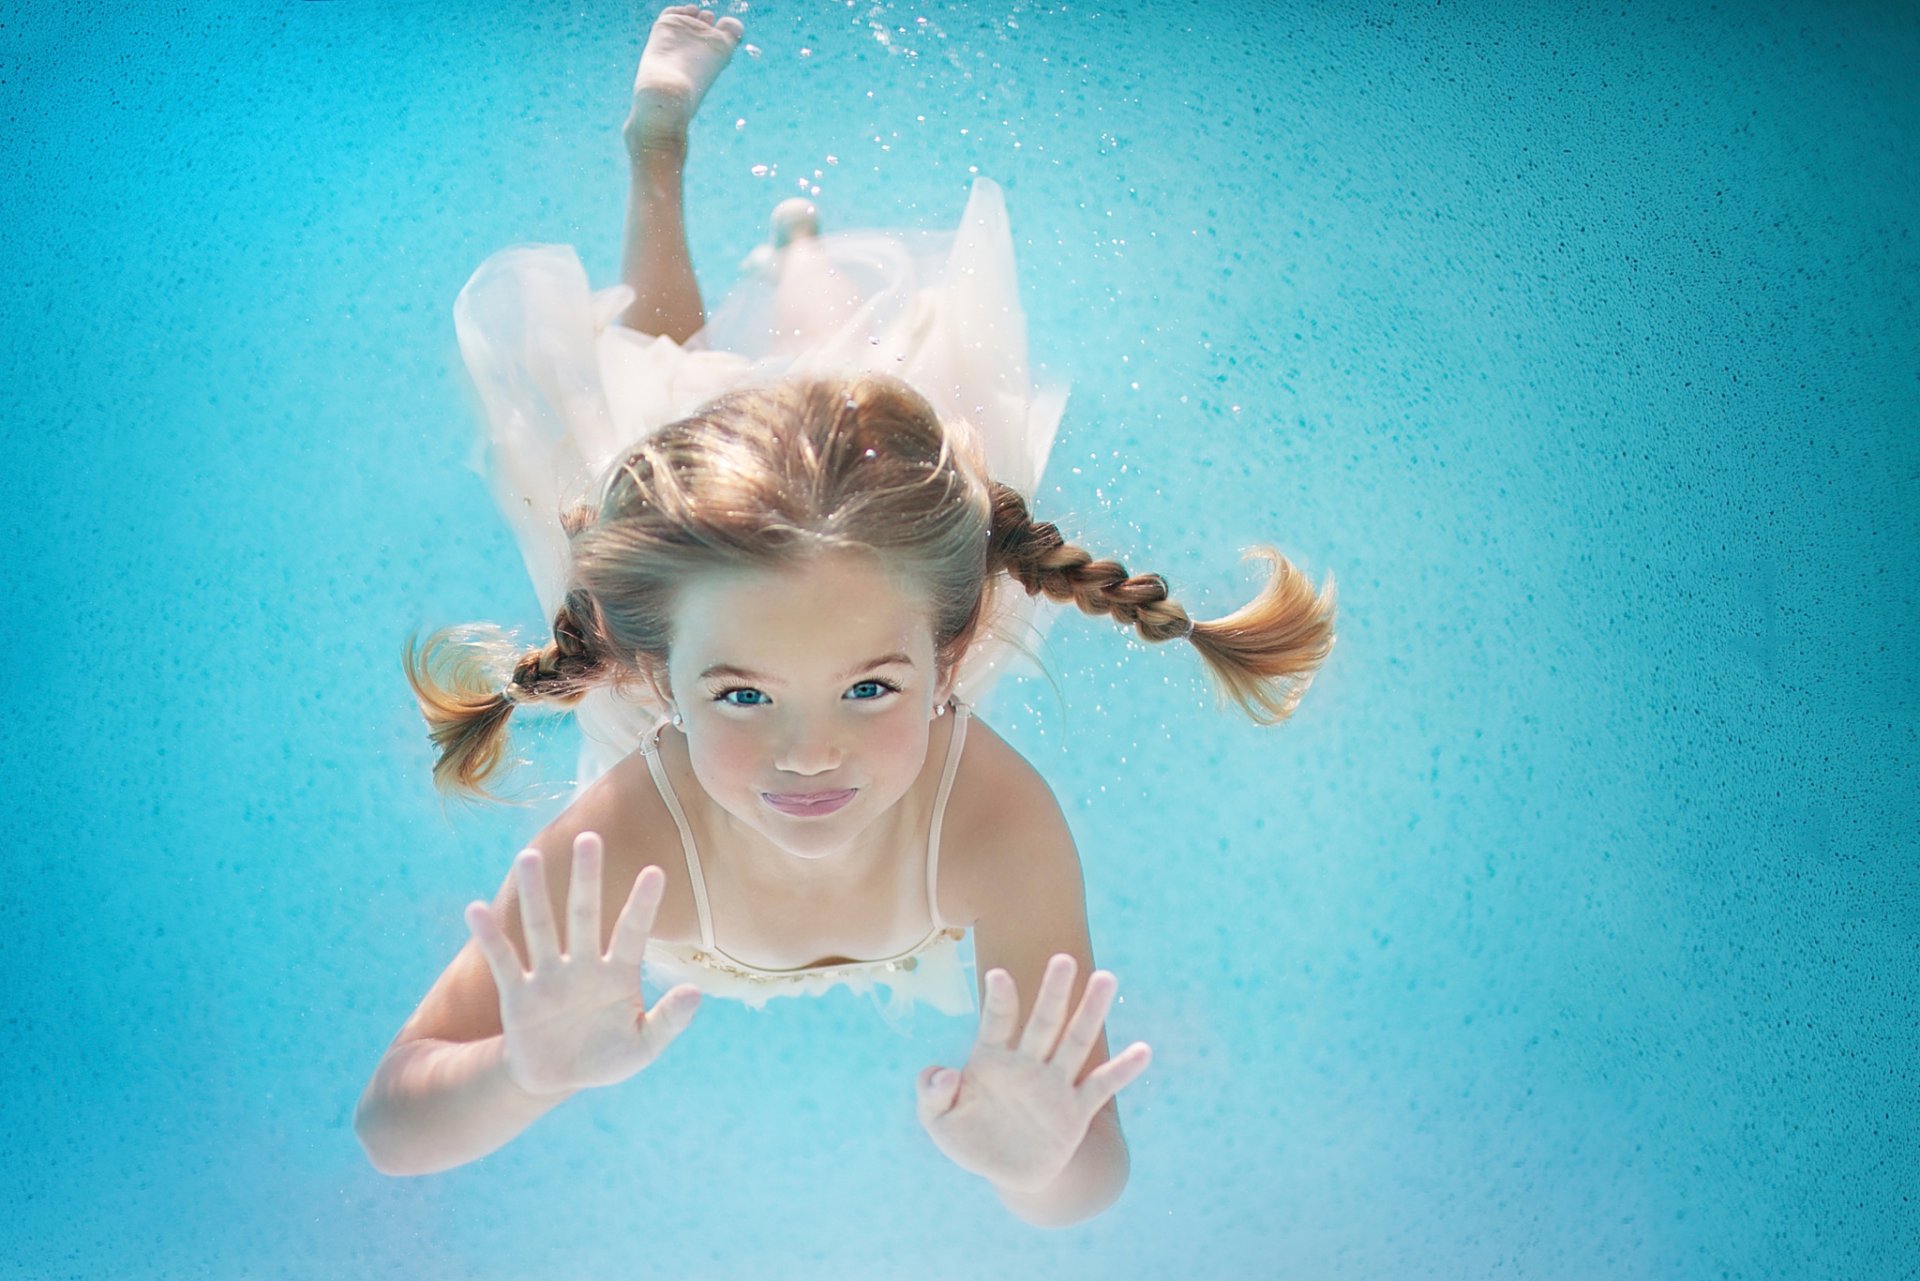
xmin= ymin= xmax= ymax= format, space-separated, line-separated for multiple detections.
xmin=451 ymin=176 xmax=1069 ymax=791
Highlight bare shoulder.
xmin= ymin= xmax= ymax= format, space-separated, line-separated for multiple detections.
xmin=940 ymin=712 xmax=1075 ymax=928
xmin=488 ymin=746 xmax=698 ymax=949
xmin=574 ymin=747 xmax=700 ymax=948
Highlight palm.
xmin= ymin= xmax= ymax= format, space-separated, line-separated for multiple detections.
xmin=917 ymin=954 xmax=1152 ymax=1193
xmin=466 ymin=835 xmax=699 ymax=1097
xmin=498 ymin=957 xmax=654 ymax=1091
xmin=923 ymin=1041 xmax=1089 ymax=1181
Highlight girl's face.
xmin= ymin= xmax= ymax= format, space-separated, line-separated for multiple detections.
xmin=657 ymin=551 xmax=955 ymax=867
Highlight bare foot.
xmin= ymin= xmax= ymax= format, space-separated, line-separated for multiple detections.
xmin=769 ymin=197 xmax=820 ymax=249
xmin=738 ymin=198 xmax=821 ymax=279
xmin=624 ymin=5 xmax=745 ymax=156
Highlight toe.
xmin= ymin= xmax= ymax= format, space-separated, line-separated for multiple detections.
xmin=717 ymin=16 xmax=744 ymax=38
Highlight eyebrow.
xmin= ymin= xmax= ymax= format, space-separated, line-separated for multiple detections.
xmin=697 ymin=652 xmax=917 ymax=684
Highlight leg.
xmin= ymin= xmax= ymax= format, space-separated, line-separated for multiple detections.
xmin=618 ymin=6 xmax=745 ymax=343
xmin=620 ymin=146 xmax=703 ymax=343
xmin=766 ymin=200 xmax=865 ymax=356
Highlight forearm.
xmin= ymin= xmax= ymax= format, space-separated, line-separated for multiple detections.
xmin=991 ymin=1109 xmax=1132 ymax=1228
xmin=353 ymin=1036 xmax=580 ymax=1177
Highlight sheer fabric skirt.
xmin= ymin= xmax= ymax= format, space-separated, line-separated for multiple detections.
xmin=452 ymin=177 xmax=1068 ymax=788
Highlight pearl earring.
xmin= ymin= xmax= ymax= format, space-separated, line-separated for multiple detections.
xmin=671 ymin=708 xmax=684 ymax=728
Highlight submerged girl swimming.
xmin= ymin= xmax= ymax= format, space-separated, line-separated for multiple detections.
xmin=354 ymin=5 xmax=1336 ymax=1228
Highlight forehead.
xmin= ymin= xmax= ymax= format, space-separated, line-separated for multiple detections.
xmin=670 ymin=553 xmax=934 ymax=670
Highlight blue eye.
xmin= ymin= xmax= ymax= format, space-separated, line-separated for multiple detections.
xmin=714 ymin=679 xmax=906 ymax=710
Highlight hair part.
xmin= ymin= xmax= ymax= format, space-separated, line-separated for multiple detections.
xmin=406 ymin=373 xmax=1337 ymax=801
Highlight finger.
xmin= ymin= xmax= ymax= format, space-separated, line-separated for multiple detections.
xmin=1016 ymin=953 xmax=1078 ymax=1058
xmin=465 ymin=901 xmax=526 ymax=990
xmin=515 ymin=849 xmax=561 ymax=967
xmin=1052 ymin=969 xmax=1119 ymax=1079
xmin=566 ymin=832 xmax=605 ymax=960
xmin=607 ymin=864 xmax=668 ymax=968
xmin=976 ymin=967 xmax=1021 ymax=1049
xmin=1074 ymin=1041 xmax=1153 ymax=1114
xmin=914 ymin=1064 xmax=959 ymax=1128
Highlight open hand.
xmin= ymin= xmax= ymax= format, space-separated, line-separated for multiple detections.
xmin=465 ymin=833 xmax=699 ymax=1096
xmin=915 ymin=954 xmax=1152 ymax=1193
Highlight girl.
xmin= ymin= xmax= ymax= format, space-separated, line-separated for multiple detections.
xmin=354 ymin=6 xmax=1336 ymax=1227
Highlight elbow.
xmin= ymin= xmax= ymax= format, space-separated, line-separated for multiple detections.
xmin=355 ymin=1123 xmax=428 ymax=1179
xmin=353 ymin=1104 xmax=399 ymax=1177
xmin=353 ymin=1090 xmax=421 ymax=1178
xmin=997 ymin=1114 xmax=1133 ymax=1228
xmin=1001 ymin=1163 xmax=1130 ymax=1230
xmin=1060 ymin=1141 xmax=1131 ymax=1229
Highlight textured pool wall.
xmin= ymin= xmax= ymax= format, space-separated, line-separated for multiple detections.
xmin=3 ymin=2 xmax=1914 ymax=1278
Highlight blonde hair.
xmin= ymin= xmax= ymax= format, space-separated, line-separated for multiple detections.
xmin=405 ymin=373 xmax=1337 ymax=801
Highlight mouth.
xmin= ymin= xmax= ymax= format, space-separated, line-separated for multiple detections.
xmin=761 ymin=789 xmax=857 ymax=817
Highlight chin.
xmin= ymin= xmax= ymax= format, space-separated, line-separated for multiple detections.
xmin=751 ymin=785 xmax=897 ymax=856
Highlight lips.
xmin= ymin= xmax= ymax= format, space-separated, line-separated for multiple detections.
xmin=762 ymin=789 xmax=857 ymax=817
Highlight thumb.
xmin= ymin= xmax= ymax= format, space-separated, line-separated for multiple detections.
xmin=915 ymin=1065 xmax=960 ymax=1124
xmin=644 ymin=985 xmax=701 ymax=1041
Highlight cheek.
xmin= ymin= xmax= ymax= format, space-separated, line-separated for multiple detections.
xmin=695 ymin=730 xmax=764 ymax=789
xmin=872 ymin=712 xmax=932 ymax=777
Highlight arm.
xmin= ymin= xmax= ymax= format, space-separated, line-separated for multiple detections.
xmin=354 ymin=1033 xmax=579 ymax=1177
xmin=355 ymin=778 xmax=696 ymax=1175
xmin=353 ymin=811 xmax=591 ymax=1175
xmin=991 ymin=1100 xmax=1132 ymax=1228
xmin=919 ymin=741 xmax=1149 ymax=1228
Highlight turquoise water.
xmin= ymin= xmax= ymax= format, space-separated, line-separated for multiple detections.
xmin=5 ymin=1 xmax=1915 ymax=1277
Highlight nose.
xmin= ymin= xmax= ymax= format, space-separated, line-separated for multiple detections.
xmin=774 ymin=723 xmax=845 ymax=779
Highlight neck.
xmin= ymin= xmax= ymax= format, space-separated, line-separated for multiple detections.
xmin=722 ymin=800 xmax=908 ymax=893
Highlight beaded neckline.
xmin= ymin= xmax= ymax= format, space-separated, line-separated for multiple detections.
xmin=647 ymin=925 xmax=968 ymax=981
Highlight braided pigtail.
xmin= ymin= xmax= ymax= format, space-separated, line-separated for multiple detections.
xmin=400 ymin=588 xmax=617 ymax=803
xmin=986 ymin=482 xmax=1337 ymax=724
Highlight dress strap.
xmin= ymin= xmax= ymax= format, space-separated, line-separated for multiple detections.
xmin=640 ymin=722 xmax=717 ymax=949
xmin=925 ymin=698 xmax=971 ymax=931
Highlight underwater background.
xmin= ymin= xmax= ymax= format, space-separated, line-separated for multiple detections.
xmin=3 ymin=1 xmax=1914 ymax=1277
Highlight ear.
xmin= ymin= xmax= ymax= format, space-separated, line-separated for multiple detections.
xmin=636 ymin=657 xmax=674 ymax=717
xmin=931 ymin=657 xmax=958 ymax=708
